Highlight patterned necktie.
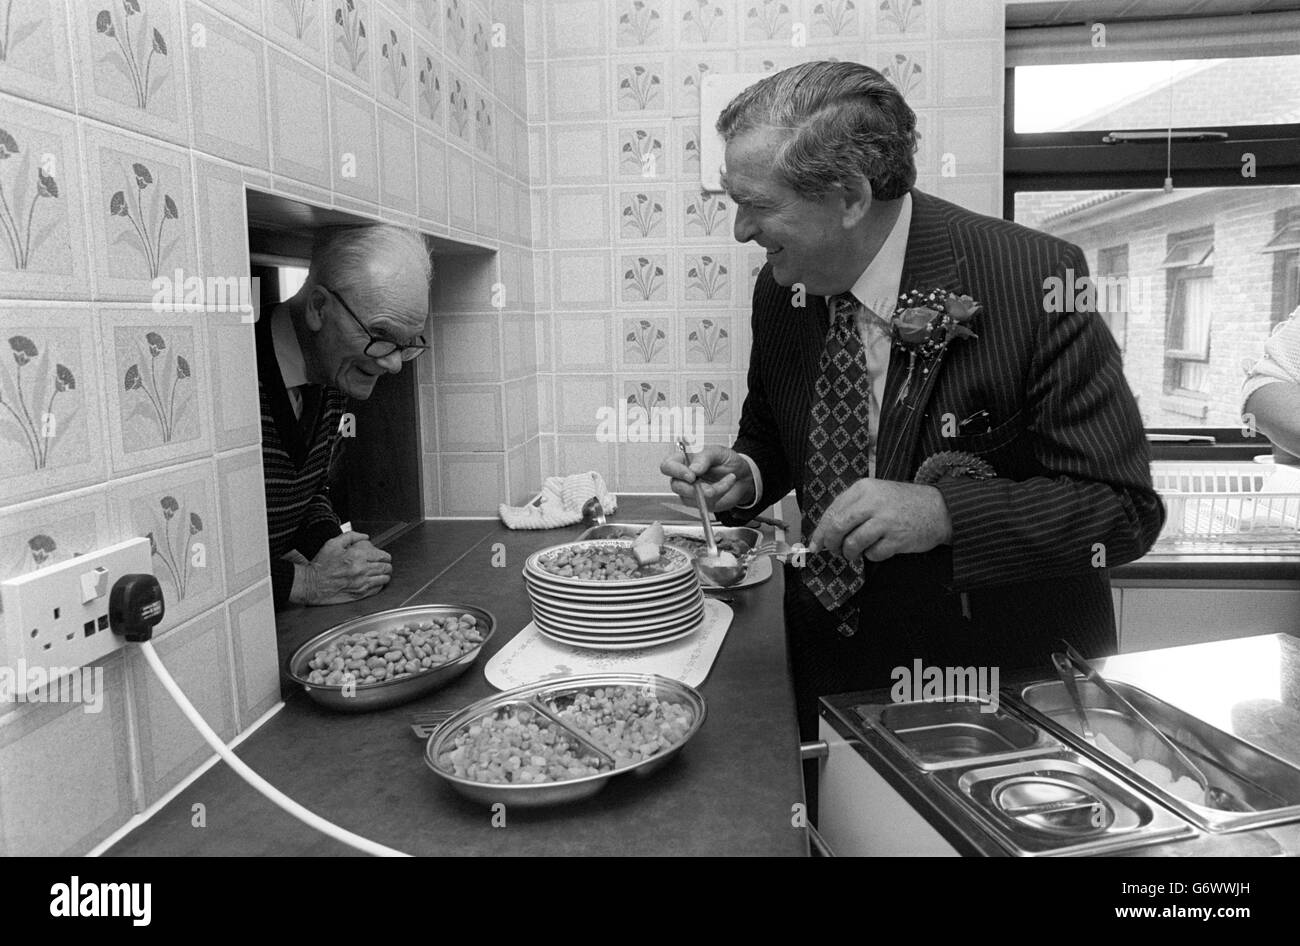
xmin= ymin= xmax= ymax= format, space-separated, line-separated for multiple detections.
xmin=802 ymin=293 xmax=874 ymax=636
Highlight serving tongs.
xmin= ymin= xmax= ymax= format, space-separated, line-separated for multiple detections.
xmin=1052 ymin=642 xmax=1243 ymax=812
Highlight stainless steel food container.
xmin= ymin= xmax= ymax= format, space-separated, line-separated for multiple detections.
xmin=287 ymin=604 xmax=496 ymax=712
xmin=424 ymin=673 xmax=707 ymax=807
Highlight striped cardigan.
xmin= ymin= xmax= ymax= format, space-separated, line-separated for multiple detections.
xmin=255 ymin=311 xmax=349 ymax=610
xmin=723 ymin=190 xmax=1166 ymax=733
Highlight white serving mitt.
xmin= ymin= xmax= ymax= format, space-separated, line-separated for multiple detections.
xmin=498 ymin=472 xmax=618 ymax=530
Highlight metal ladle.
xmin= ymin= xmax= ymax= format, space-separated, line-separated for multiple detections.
xmin=678 ymin=439 xmax=747 ymax=588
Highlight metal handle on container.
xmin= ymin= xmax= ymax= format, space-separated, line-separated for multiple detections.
xmin=800 ymin=740 xmax=829 ymax=761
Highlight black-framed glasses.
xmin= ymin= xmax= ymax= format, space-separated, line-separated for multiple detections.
xmin=319 ymin=285 xmax=429 ymax=361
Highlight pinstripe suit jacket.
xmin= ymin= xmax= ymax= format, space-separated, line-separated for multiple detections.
xmin=726 ymin=190 xmax=1166 ymax=677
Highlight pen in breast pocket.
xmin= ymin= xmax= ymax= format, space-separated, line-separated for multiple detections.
xmin=958 ymin=409 xmax=992 ymax=435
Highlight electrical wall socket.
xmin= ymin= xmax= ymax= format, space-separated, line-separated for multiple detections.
xmin=1 ymin=537 xmax=151 ymax=686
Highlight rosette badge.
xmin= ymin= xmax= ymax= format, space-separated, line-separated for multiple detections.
xmin=891 ymin=290 xmax=982 ymax=404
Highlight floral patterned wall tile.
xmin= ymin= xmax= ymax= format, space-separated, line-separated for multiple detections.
xmin=466 ymin=1 xmax=494 ymax=89
xmin=215 ymin=446 xmax=270 ymax=596
xmin=877 ymin=44 xmax=932 ymax=107
xmin=107 ymin=458 xmax=226 ymax=636
xmin=0 ymin=487 xmax=110 ymax=591
xmin=679 ymin=186 xmax=731 ymax=241
xmin=618 ymin=188 xmax=669 ymax=242
xmin=204 ymin=312 xmax=260 ymax=451
xmin=0 ymin=0 xmax=75 ymax=110
xmin=329 ymin=77 xmax=380 ymax=204
xmin=379 ymin=106 xmax=417 ymax=213
xmin=267 ymin=47 xmax=332 ymax=190
xmin=672 ymin=117 xmax=700 ymax=181
xmin=182 ymin=4 xmax=270 ymax=169
xmin=416 ymin=129 xmax=448 ymax=225
xmin=375 ymin=11 xmax=414 ymax=115
xmin=446 ymin=68 xmax=473 ymax=145
xmin=620 ymin=314 xmax=671 ymax=367
xmin=877 ymin=0 xmax=926 ymax=35
xmin=99 ymin=309 xmax=211 ymax=475
xmin=412 ymin=0 xmax=442 ymax=44
xmin=83 ymin=126 xmax=198 ymax=302
xmin=675 ymin=0 xmax=733 ymax=47
xmin=620 ymin=253 xmax=669 ymax=304
xmin=808 ymin=0 xmax=861 ymax=40
xmin=621 ymin=375 xmax=677 ymax=421
xmin=615 ymin=58 xmax=668 ymax=113
xmin=670 ymin=52 xmax=735 ymax=116
xmin=683 ymin=314 xmax=732 ymax=367
xmin=0 ymin=96 xmax=91 ymax=300
xmin=0 ymin=653 xmax=133 ymax=854
xmin=473 ymin=91 xmax=495 ymax=156
xmin=616 ymin=124 xmax=667 ymax=180
xmin=266 ymin=0 xmax=328 ymax=68
xmin=0 ymin=308 xmax=106 ymax=506
xmin=125 ymin=607 xmax=234 ymax=805
xmin=679 ymin=248 xmax=733 ymax=305
xmin=616 ymin=0 xmax=669 ymax=49
xmin=72 ymin=0 xmax=189 ymax=146
xmin=226 ymin=581 xmax=279 ymax=728
xmin=443 ymin=0 xmax=470 ymax=65
xmin=741 ymin=0 xmax=797 ymax=44
xmin=329 ymin=0 xmax=373 ymax=91
xmin=415 ymin=46 xmax=445 ymax=131
xmin=683 ymin=374 xmax=734 ymax=433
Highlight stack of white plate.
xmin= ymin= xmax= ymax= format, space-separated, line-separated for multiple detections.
xmin=523 ymin=540 xmax=705 ymax=650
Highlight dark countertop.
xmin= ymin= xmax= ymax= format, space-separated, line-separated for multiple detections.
xmin=106 ymin=496 xmax=807 ymax=857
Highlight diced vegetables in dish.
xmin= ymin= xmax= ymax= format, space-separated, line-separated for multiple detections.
xmin=437 ymin=706 xmax=611 ymax=784
xmin=304 ymin=616 xmax=485 ymax=686
xmin=545 ymin=686 xmax=695 ymax=770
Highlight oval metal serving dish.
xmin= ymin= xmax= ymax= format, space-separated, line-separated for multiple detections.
xmin=424 ymin=673 xmax=707 ymax=807
xmin=287 ymin=604 xmax=496 ymax=713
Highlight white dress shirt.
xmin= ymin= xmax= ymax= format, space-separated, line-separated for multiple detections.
xmin=738 ymin=192 xmax=913 ymax=509
xmin=270 ymin=303 xmax=310 ymax=419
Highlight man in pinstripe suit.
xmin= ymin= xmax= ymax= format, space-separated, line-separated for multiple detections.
xmin=663 ymin=62 xmax=1165 ymax=747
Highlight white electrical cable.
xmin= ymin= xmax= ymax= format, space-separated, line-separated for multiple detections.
xmin=139 ymin=640 xmax=410 ymax=857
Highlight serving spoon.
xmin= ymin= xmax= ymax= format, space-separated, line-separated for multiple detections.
xmin=677 ymin=439 xmax=748 ymax=588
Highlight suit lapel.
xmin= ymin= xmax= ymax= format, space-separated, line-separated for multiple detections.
xmin=876 ymin=191 xmax=965 ymax=482
xmin=799 ymin=294 xmax=830 ymax=404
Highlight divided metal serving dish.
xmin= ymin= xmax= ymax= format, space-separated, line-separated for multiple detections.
xmin=857 ymin=683 xmax=1300 ymax=855
xmin=424 ymin=673 xmax=707 ymax=807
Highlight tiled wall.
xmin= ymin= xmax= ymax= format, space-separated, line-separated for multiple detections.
xmin=0 ymin=0 xmax=528 ymax=854
xmin=526 ymin=0 xmax=1006 ymax=492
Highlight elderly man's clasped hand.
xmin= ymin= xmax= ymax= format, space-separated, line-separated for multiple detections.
xmin=297 ymin=532 xmax=392 ymax=605
xmin=807 ymin=478 xmax=953 ymax=562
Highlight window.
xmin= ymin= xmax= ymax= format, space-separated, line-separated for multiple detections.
xmin=1006 ymin=12 xmax=1300 ymax=443
xmin=1164 ymin=229 xmax=1214 ymax=399
xmin=1265 ymin=207 xmax=1300 ymax=325
xmin=1095 ymin=245 xmax=1129 ymax=353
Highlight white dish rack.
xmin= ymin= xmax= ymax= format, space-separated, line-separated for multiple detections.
xmin=1151 ymin=461 xmax=1300 ymax=553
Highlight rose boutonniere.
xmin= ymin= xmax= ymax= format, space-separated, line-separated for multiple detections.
xmin=913 ymin=450 xmax=997 ymax=486
xmin=891 ymin=289 xmax=981 ymax=405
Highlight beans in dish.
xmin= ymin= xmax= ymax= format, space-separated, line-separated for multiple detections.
xmin=304 ymin=615 xmax=485 ymax=686
xmin=536 ymin=543 xmax=684 ymax=580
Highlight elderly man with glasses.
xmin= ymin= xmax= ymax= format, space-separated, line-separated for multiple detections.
xmin=256 ymin=224 xmax=432 ymax=610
